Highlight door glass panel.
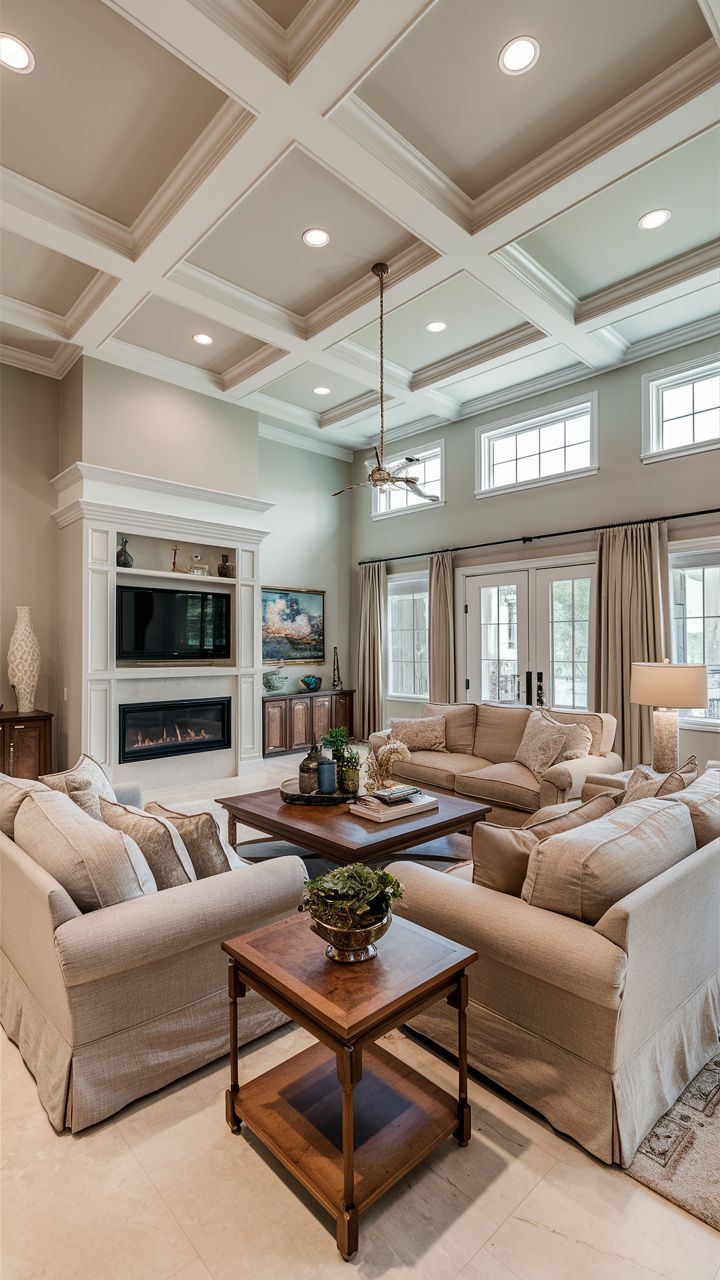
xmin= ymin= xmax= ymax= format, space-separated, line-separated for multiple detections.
xmin=549 ymin=576 xmax=593 ymax=708
xmin=479 ymin=583 xmax=519 ymax=702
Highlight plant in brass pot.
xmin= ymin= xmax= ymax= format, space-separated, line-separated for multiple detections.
xmin=338 ymin=747 xmax=361 ymax=796
xmin=322 ymin=725 xmax=349 ymax=762
xmin=299 ymin=864 xmax=403 ymax=963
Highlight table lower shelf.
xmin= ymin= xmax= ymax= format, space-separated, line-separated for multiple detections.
xmin=230 ymin=1040 xmax=458 ymax=1218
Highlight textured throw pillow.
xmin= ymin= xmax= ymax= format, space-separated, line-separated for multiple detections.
xmin=145 ymin=803 xmax=242 ymax=878
xmin=669 ymin=769 xmax=720 ymax=847
xmin=620 ymin=757 xmax=698 ymax=805
xmin=100 ymin=798 xmax=196 ymax=890
xmin=541 ymin=711 xmax=593 ymax=760
xmin=423 ymin=703 xmax=477 ymax=754
xmin=390 ymin=715 xmax=447 ymax=752
xmin=0 ymin=774 xmax=49 ymax=839
xmin=514 ymin=711 xmax=567 ymax=777
xmin=521 ymin=798 xmax=696 ymax=923
xmin=523 ymin=791 xmax=619 ymax=834
xmin=14 ymin=790 xmax=156 ymax=912
xmin=40 ymin=754 xmax=116 ymax=821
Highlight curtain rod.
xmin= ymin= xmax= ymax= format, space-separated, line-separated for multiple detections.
xmin=357 ymin=506 xmax=720 ymax=567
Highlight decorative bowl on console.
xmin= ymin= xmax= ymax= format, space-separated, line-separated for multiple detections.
xmin=263 ymin=670 xmax=288 ymax=692
xmin=300 ymin=675 xmax=322 ymax=691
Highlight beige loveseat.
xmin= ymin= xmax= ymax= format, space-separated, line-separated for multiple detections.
xmin=388 ymin=770 xmax=720 ymax=1166
xmin=1 ymin=779 xmax=306 ymax=1132
xmin=371 ymin=701 xmax=623 ymax=825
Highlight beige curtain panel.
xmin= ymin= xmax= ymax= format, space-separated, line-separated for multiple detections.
xmin=357 ymin=561 xmax=387 ymax=740
xmin=595 ymin=521 xmax=669 ymax=767
xmin=429 ymin=550 xmax=455 ymax=703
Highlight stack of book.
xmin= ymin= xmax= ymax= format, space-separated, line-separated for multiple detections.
xmin=347 ymin=792 xmax=439 ymax=823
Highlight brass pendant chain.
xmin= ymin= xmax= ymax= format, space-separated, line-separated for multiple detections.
xmin=372 ymin=262 xmax=389 ymax=467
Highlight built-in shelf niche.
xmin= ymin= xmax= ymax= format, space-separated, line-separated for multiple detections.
xmin=116 ymin=532 xmax=242 ymax=580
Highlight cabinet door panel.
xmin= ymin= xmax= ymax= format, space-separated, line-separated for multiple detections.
xmin=263 ymin=700 xmax=287 ymax=755
xmin=7 ymin=722 xmax=44 ymax=779
xmin=289 ymin=697 xmax=312 ymax=749
xmin=311 ymin=695 xmax=333 ymax=743
xmin=333 ymin=693 xmax=354 ymax=737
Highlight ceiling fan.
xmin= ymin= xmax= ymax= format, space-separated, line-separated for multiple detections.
xmin=333 ymin=262 xmax=440 ymax=504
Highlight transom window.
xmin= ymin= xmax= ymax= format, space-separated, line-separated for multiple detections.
xmin=372 ymin=442 xmax=444 ymax=518
xmin=476 ymin=395 xmax=598 ymax=497
xmin=387 ymin=575 xmax=429 ymax=698
xmin=670 ymin=546 xmax=720 ymax=726
xmin=642 ymin=358 xmax=720 ymax=462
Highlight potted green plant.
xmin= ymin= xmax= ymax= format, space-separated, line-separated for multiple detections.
xmin=299 ymin=863 xmax=403 ymax=963
xmin=322 ymin=725 xmax=349 ymax=761
xmin=338 ymin=747 xmax=361 ymax=795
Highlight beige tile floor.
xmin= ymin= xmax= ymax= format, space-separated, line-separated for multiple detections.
xmin=3 ymin=757 xmax=720 ymax=1280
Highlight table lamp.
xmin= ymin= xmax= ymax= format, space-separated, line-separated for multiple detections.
xmin=630 ymin=659 xmax=708 ymax=772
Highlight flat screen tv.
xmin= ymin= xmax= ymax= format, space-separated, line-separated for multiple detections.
xmin=116 ymin=585 xmax=231 ymax=662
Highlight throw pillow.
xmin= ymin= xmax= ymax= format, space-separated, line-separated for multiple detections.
xmin=514 ymin=711 xmax=567 ymax=777
xmin=523 ymin=791 xmax=618 ymax=835
xmin=541 ymin=711 xmax=592 ymax=760
xmin=40 ymin=754 xmax=116 ymax=821
xmin=620 ymin=757 xmax=698 ymax=806
xmin=390 ymin=715 xmax=447 ymax=752
xmin=14 ymin=790 xmax=156 ymax=912
xmin=423 ymin=703 xmax=477 ymax=754
xmin=669 ymin=768 xmax=720 ymax=847
xmin=520 ymin=798 xmax=696 ymax=924
xmin=100 ymin=798 xmax=196 ymax=890
xmin=145 ymin=803 xmax=242 ymax=877
xmin=0 ymin=773 xmax=48 ymax=839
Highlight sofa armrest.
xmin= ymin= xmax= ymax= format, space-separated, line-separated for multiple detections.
xmin=581 ymin=772 xmax=628 ymax=802
xmin=539 ymin=751 xmax=624 ymax=805
xmin=387 ymin=861 xmax=626 ymax=1009
xmin=53 ymin=856 xmax=307 ymax=987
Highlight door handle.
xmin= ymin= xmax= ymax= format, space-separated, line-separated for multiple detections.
xmin=525 ymin=671 xmax=533 ymax=705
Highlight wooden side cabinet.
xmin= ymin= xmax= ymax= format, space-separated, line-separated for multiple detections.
xmin=262 ymin=690 xmax=355 ymax=757
xmin=0 ymin=710 xmax=53 ymax=780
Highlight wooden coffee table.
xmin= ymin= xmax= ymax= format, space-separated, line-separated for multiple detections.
xmin=223 ymin=912 xmax=477 ymax=1260
xmin=218 ymin=787 xmax=490 ymax=866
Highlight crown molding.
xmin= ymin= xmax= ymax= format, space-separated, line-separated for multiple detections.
xmin=53 ymin=343 xmax=84 ymax=378
xmin=132 ymin=100 xmax=256 ymax=256
xmin=221 ymin=343 xmax=286 ymax=390
xmin=259 ymin=421 xmax=352 ymax=461
xmin=167 ymin=262 xmax=305 ymax=340
xmin=624 ymin=312 xmax=720 ymax=363
xmin=472 ymin=41 xmax=720 ymax=230
xmin=382 ymin=414 xmax=448 ymax=446
xmin=0 ymin=168 xmax=135 ymax=259
xmin=92 ymin=339 xmax=225 ymax=396
xmin=318 ymin=390 xmax=380 ymax=428
xmin=187 ymin=0 xmax=287 ymax=77
xmin=52 ymin=498 xmax=271 ymax=542
xmin=51 ymin=460 xmax=275 ymax=511
xmin=0 ymin=339 xmax=80 ymax=379
xmin=331 ymin=95 xmax=473 ymax=230
xmin=288 ymin=0 xmax=358 ymax=81
xmin=0 ymin=296 xmax=66 ymax=340
xmin=696 ymin=0 xmax=720 ymax=48
xmin=494 ymin=245 xmax=578 ymax=322
xmin=576 ymin=239 xmax=720 ymax=324
xmin=330 ymin=338 xmax=412 ymax=393
xmin=241 ymin=391 xmax=318 ymax=429
xmin=455 ymin=363 xmax=593 ymax=421
xmin=410 ymin=323 xmax=545 ymax=391
xmin=64 ymin=272 xmax=118 ymax=337
xmin=304 ymin=240 xmax=439 ymax=338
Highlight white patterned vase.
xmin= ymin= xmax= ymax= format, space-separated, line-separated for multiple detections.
xmin=8 ymin=606 xmax=41 ymax=714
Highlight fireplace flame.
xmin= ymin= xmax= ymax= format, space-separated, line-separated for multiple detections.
xmin=129 ymin=724 xmax=213 ymax=751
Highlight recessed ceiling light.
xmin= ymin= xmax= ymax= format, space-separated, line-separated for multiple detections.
xmin=302 ymin=228 xmax=330 ymax=248
xmin=0 ymin=33 xmax=35 ymax=72
xmin=638 ymin=208 xmax=671 ymax=230
xmin=498 ymin=36 xmax=539 ymax=75
xmin=193 ymin=333 xmax=213 ymax=345
xmin=313 ymin=386 xmax=331 ymax=396
xmin=425 ymin=321 xmax=447 ymax=333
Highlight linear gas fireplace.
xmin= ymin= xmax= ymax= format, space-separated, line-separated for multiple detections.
xmin=119 ymin=697 xmax=231 ymax=763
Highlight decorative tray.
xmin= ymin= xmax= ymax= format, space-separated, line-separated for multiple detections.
xmin=280 ymin=780 xmax=351 ymax=806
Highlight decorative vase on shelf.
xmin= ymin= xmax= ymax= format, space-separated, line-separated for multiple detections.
xmin=217 ymin=554 xmax=235 ymax=579
xmin=116 ymin=537 xmax=133 ymax=568
xmin=8 ymin=606 xmax=41 ymax=714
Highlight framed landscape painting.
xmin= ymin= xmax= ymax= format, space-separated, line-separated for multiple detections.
xmin=261 ymin=587 xmax=325 ymax=664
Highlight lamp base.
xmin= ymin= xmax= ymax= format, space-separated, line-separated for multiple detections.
xmin=652 ymin=709 xmax=679 ymax=773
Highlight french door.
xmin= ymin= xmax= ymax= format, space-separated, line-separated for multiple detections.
xmin=463 ymin=561 xmax=596 ymax=710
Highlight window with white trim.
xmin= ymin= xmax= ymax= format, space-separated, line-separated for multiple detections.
xmin=387 ymin=575 xmax=429 ymax=698
xmin=670 ymin=545 xmax=720 ymax=726
xmin=476 ymin=395 xmax=597 ymax=497
xmin=372 ymin=442 xmax=444 ymax=518
xmin=642 ymin=358 xmax=720 ymax=462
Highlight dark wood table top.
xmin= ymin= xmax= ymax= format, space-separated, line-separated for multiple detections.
xmin=217 ymin=787 xmax=490 ymax=862
xmin=223 ymin=912 xmax=476 ymax=1043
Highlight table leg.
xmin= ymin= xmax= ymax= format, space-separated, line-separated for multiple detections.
xmin=448 ymin=971 xmax=470 ymax=1145
xmin=227 ymin=812 xmax=238 ymax=849
xmin=225 ymin=961 xmax=246 ymax=1134
xmin=335 ymin=1044 xmax=361 ymax=1260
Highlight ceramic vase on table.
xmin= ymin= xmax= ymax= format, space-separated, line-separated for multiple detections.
xmin=8 ymin=606 xmax=41 ymax=714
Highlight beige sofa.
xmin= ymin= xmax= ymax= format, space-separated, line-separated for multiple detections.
xmin=1 ymin=781 xmax=306 ymax=1132
xmin=388 ymin=770 xmax=720 ymax=1166
xmin=371 ymin=701 xmax=623 ymax=825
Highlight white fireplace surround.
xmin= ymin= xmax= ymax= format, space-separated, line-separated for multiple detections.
xmin=52 ymin=463 xmax=275 ymax=786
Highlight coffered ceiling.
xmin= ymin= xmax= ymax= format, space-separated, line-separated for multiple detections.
xmin=1 ymin=0 xmax=718 ymax=454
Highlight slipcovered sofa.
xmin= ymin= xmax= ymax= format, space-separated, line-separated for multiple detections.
xmin=388 ymin=769 xmax=720 ymax=1166
xmin=371 ymin=701 xmax=623 ymax=825
xmin=0 ymin=778 xmax=306 ymax=1132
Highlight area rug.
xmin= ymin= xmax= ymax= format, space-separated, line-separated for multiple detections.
xmin=626 ymin=1049 xmax=720 ymax=1229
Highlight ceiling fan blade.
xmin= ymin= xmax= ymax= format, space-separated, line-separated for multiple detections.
xmin=401 ymin=478 xmax=440 ymax=502
xmin=332 ymin=482 xmax=372 ymax=496
xmin=404 ymin=456 xmax=420 ymax=463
